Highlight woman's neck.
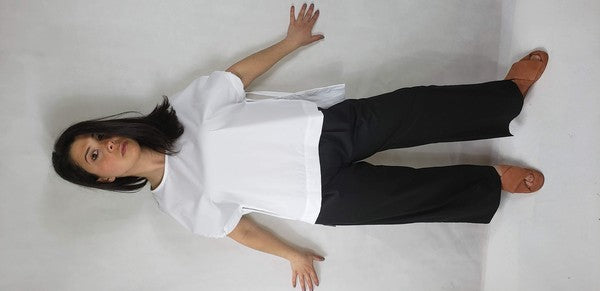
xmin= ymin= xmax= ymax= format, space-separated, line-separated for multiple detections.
xmin=134 ymin=148 xmax=166 ymax=190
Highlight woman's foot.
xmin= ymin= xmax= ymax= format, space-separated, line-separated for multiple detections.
xmin=493 ymin=165 xmax=545 ymax=193
xmin=504 ymin=50 xmax=549 ymax=97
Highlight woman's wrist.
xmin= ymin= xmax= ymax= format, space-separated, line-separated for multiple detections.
xmin=284 ymin=248 xmax=303 ymax=261
xmin=282 ymin=36 xmax=302 ymax=50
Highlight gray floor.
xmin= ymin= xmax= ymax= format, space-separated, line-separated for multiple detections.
xmin=1 ymin=0 xmax=598 ymax=290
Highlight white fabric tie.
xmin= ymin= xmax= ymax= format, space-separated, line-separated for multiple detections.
xmin=247 ymin=83 xmax=346 ymax=109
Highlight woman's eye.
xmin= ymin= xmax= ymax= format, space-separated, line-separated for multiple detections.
xmin=96 ymin=134 xmax=104 ymax=140
xmin=91 ymin=150 xmax=98 ymax=161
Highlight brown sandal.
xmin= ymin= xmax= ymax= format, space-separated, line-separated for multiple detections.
xmin=504 ymin=50 xmax=549 ymax=97
xmin=497 ymin=165 xmax=545 ymax=193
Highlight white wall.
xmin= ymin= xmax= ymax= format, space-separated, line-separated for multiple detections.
xmin=0 ymin=0 xmax=597 ymax=290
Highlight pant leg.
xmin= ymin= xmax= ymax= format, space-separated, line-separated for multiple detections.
xmin=315 ymin=80 xmax=522 ymax=225
xmin=319 ymin=80 xmax=523 ymax=164
xmin=315 ymin=162 xmax=501 ymax=225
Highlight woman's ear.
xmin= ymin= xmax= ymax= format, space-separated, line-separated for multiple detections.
xmin=97 ymin=177 xmax=116 ymax=183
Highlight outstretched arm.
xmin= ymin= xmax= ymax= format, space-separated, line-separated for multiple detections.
xmin=228 ymin=215 xmax=325 ymax=291
xmin=226 ymin=3 xmax=324 ymax=89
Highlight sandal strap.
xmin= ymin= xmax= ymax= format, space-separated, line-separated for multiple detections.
xmin=500 ymin=167 xmax=529 ymax=192
xmin=499 ymin=166 xmax=543 ymax=193
xmin=505 ymin=60 xmax=544 ymax=81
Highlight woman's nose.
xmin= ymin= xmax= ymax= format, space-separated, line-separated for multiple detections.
xmin=105 ymin=140 xmax=117 ymax=152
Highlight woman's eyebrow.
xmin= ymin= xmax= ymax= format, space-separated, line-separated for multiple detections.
xmin=84 ymin=147 xmax=90 ymax=164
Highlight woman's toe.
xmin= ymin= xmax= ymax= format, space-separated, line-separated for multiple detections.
xmin=524 ymin=174 xmax=534 ymax=187
xmin=531 ymin=54 xmax=542 ymax=61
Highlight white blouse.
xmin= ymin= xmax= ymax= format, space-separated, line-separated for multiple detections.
xmin=151 ymin=71 xmax=345 ymax=238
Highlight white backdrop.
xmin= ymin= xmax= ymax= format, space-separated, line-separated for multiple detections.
xmin=1 ymin=0 xmax=598 ymax=290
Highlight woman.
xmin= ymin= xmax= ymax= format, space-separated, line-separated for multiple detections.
xmin=52 ymin=3 xmax=547 ymax=291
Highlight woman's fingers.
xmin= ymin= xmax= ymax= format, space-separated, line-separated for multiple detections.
xmin=309 ymin=9 xmax=319 ymax=25
xmin=290 ymin=5 xmax=296 ymax=23
xmin=290 ymin=3 xmax=320 ymax=25
xmin=304 ymin=4 xmax=314 ymax=22
xmin=308 ymin=255 xmax=320 ymax=286
xmin=310 ymin=34 xmax=324 ymax=43
xmin=290 ymin=251 xmax=324 ymax=289
xmin=298 ymin=3 xmax=307 ymax=22
xmin=309 ymin=270 xmax=319 ymax=286
xmin=306 ymin=274 xmax=315 ymax=291
xmin=294 ymin=271 xmax=315 ymax=291
xmin=295 ymin=3 xmax=318 ymax=23
xmin=292 ymin=271 xmax=297 ymax=288
xmin=300 ymin=274 xmax=306 ymax=291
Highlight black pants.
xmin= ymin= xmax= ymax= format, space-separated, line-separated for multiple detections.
xmin=315 ymin=80 xmax=524 ymax=226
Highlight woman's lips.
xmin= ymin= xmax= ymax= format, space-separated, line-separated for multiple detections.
xmin=121 ymin=141 xmax=127 ymax=156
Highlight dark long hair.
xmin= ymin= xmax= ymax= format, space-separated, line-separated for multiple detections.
xmin=52 ymin=96 xmax=184 ymax=192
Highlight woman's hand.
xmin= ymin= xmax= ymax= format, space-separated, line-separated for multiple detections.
xmin=289 ymin=250 xmax=325 ymax=291
xmin=286 ymin=3 xmax=324 ymax=48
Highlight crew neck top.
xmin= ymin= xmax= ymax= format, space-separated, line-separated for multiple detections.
xmin=151 ymin=71 xmax=344 ymax=238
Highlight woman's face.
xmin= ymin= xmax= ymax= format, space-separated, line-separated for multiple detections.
xmin=69 ymin=134 xmax=142 ymax=182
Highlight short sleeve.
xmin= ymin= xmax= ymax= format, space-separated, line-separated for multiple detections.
xmin=173 ymin=199 xmax=244 ymax=239
xmin=170 ymin=71 xmax=246 ymax=121
xmin=198 ymin=71 xmax=245 ymax=119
